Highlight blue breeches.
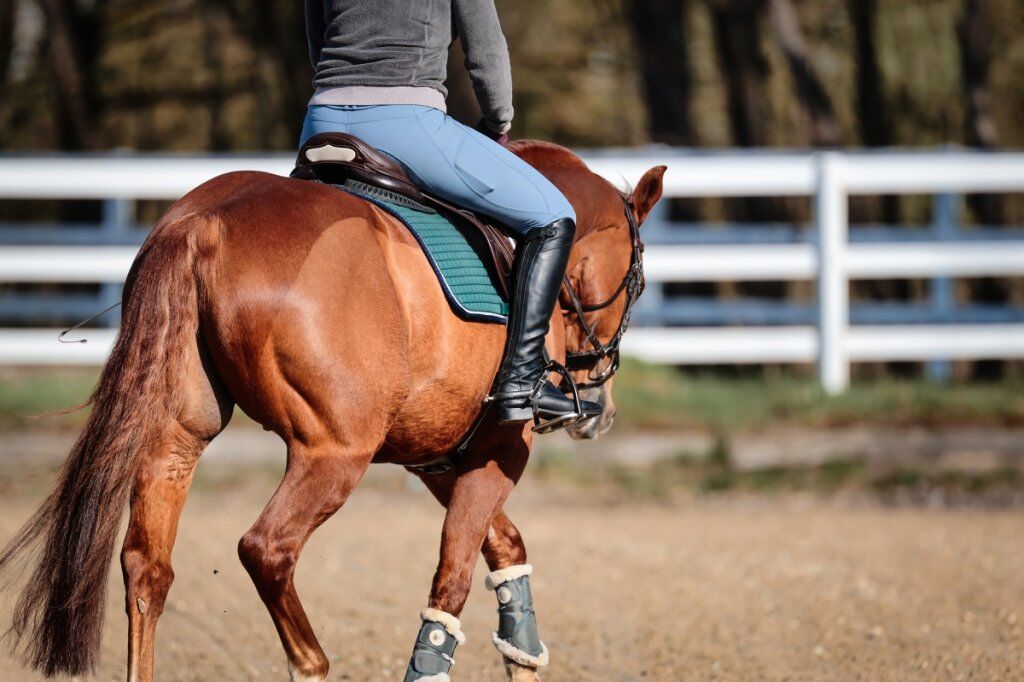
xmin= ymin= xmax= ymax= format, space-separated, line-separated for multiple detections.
xmin=300 ymin=104 xmax=575 ymax=235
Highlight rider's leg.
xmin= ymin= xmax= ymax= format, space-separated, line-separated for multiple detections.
xmin=300 ymin=105 xmax=567 ymax=232
xmin=301 ymin=104 xmax=601 ymax=426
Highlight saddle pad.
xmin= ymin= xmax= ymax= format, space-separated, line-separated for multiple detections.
xmin=344 ymin=188 xmax=509 ymax=323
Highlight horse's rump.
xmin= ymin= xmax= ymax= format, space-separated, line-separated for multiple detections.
xmin=187 ymin=172 xmax=504 ymax=457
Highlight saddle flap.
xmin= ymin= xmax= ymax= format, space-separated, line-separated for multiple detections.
xmin=421 ymin=195 xmax=514 ymax=298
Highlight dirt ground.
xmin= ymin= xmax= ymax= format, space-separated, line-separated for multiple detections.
xmin=1 ymin=448 xmax=1023 ymax=681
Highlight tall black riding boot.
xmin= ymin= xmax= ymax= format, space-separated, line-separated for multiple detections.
xmin=493 ymin=218 xmax=602 ymax=428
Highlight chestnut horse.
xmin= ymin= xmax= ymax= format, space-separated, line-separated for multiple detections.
xmin=0 ymin=140 xmax=665 ymax=681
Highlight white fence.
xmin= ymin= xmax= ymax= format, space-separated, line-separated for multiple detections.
xmin=2 ymin=150 xmax=1024 ymax=393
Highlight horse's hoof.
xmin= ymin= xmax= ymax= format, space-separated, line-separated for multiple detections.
xmin=503 ymin=658 xmax=542 ymax=682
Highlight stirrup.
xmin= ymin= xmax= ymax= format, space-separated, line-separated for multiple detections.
xmin=488 ymin=361 xmax=593 ymax=434
xmin=489 ymin=360 xmax=598 ymax=430
xmin=531 ymin=361 xmax=591 ymax=433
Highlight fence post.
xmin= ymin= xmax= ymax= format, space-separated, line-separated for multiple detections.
xmin=815 ymin=153 xmax=849 ymax=394
xmin=927 ymin=192 xmax=957 ymax=381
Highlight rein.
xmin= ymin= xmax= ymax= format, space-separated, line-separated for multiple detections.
xmin=560 ymin=198 xmax=646 ymax=391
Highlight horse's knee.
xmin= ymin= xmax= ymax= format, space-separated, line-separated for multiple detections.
xmin=121 ymin=546 xmax=174 ymax=616
xmin=237 ymin=529 xmax=296 ymax=597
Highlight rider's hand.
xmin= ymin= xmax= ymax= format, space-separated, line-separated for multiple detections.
xmin=475 ymin=119 xmax=510 ymax=147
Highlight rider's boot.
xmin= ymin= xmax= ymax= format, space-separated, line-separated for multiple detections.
xmin=493 ymin=217 xmax=602 ymax=429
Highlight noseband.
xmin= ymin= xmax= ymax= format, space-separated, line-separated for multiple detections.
xmin=560 ymin=198 xmax=646 ymax=391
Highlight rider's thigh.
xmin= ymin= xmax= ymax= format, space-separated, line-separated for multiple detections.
xmin=348 ymin=106 xmax=575 ymax=234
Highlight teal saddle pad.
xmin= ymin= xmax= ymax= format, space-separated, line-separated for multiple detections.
xmin=342 ymin=187 xmax=510 ymax=323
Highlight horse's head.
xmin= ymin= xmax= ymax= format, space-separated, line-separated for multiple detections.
xmin=509 ymin=141 xmax=666 ymax=440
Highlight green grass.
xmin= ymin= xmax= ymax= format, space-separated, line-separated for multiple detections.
xmin=0 ymin=367 xmax=99 ymax=429
xmin=612 ymin=358 xmax=1024 ymax=431
xmin=2 ymin=360 xmax=1024 ymax=432
xmin=531 ymin=436 xmax=1017 ymax=503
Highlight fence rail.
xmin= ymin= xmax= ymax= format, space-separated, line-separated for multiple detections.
xmin=1 ymin=149 xmax=1023 ymax=393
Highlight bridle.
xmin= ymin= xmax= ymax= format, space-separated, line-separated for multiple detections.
xmin=559 ymin=197 xmax=646 ymax=391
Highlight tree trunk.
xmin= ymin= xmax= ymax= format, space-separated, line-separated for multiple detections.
xmin=202 ymin=6 xmax=229 ymax=151
xmin=627 ymin=0 xmax=699 ymax=220
xmin=848 ymin=0 xmax=887 ymax=148
xmin=709 ymin=0 xmax=771 ymax=149
xmin=847 ymin=0 xmax=899 ymax=223
xmin=959 ymin=0 xmax=1005 ymax=378
xmin=250 ymin=0 xmax=310 ymax=141
xmin=37 ymin=0 xmax=101 ymax=150
xmin=0 ymin=0 xmax=16 ymax=85
xmin=708 ymin=0 xmax=785 ymax=221
xmin=627 ymin=0 xmax=696 ymax=147
xmin=958 ymin=0 xmax=1003 ymax=225
xmin=215 ymin=0 xmax=310 ymax=148
xmin=768 ymin=0 xmax=840 ymax=147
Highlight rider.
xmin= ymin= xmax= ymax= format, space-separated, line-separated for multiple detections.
xmin=303 ymin=0 xmax=601 ymax=427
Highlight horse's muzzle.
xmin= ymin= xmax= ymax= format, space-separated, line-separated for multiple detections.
xmin=566 ymin=385 xmax=615 ymax=440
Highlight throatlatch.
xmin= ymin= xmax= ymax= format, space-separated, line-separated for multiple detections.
xmin=404 ymin=609 xmax=466 ymax=682
xmin=485 ymin=564 xmax=549 ymax=668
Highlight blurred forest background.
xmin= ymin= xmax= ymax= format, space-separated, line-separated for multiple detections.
xmin=2 ymin=1 xmax=1021 ymax=153
xmin=1 ymin=0 xmax=1022 ymax=221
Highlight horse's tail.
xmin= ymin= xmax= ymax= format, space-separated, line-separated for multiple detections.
xmin=0 ymin=211 xmax=218 ymax=677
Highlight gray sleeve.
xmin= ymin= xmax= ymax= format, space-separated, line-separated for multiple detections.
xmin=305 ymin=0 xmax=326 ymax=68
xmin=452 ymin=0 xmax=514 ymax=132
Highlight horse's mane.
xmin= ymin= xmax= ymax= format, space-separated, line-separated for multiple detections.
xmin=507 ymin=139 xmax=590 ymax=173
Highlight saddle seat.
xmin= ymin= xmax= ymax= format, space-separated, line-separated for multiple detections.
xmin=292 ymin=132 xmax=515 ymax=298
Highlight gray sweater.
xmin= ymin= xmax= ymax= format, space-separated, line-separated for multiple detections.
xmin=305 ymin=0 xmax=514 ymax=131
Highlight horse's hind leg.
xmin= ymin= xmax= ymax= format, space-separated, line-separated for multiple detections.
xmin=121 ymin=424 xmax=212 ymax=682
xmin=121 ymin=348 xmax=232 ymax=682
xmin=412 ymin=471 xmax=546 ymax=682
xmin=237 ymin=443 xmax=373 ymax=681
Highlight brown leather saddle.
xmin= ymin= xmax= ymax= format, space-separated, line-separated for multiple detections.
xmin=292 ymin=132 xmax=515 ymax=299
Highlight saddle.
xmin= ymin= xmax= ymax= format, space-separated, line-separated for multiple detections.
xmin=291 ymin=132 xmax=515 ymax=299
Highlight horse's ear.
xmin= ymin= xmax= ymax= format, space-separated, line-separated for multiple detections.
xmin=629 ymin=165 xmax=667 ymax=225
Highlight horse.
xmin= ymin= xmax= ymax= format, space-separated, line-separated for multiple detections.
xmin=0 ymin=139 xmax=665 ymax=681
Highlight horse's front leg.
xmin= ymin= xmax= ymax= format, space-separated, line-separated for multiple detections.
xmin=402 ymin=449 xmax=525 ymax=681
